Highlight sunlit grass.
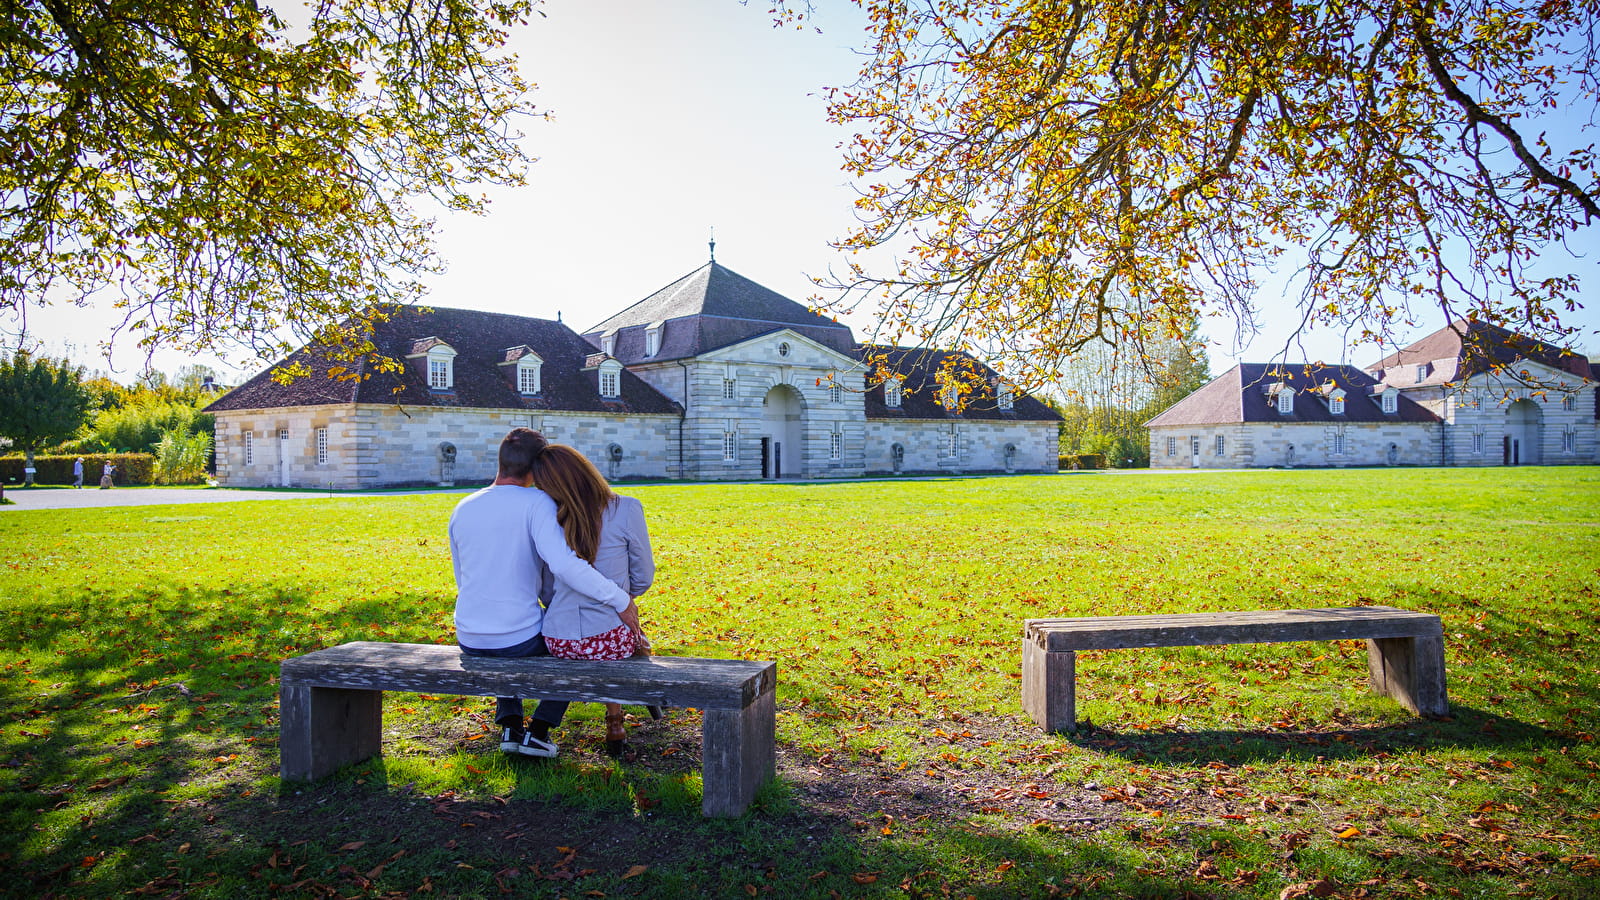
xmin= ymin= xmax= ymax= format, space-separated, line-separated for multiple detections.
xmin=2 ymin=466 xmax=1598 ymax=897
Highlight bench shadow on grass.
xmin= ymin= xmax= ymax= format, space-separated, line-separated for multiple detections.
xmin=1070 ymin=704 xmax=1566 ymax=767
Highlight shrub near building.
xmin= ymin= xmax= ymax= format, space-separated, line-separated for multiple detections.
xmin=0 ymin=453 xmax=156 ymax=486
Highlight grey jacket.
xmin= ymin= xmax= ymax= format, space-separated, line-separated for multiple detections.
xmin=539 ymin=494 xmax=655 ymax=641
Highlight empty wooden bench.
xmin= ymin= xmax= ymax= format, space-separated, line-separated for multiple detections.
xmin=1022 ymin=606 xmax=1447 ymax=733
xmin=280 ymin=641 xmax=776 ymax=817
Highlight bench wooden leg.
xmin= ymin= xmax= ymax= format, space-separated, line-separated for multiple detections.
xmin=700 ymin=687 xmax=776 ymax=817
xmin=1366 ymin=636 xmax=1448 ymax=717
xmin=1022 ymin=639 xmax=1077 ymax=734
xmin=280 ymin=683 xmax=384 ymax=782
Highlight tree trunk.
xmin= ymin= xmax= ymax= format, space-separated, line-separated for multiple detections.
xmin=23 ymin=447 xmax=34 ymax=486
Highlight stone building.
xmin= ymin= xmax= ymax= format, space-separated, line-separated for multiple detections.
xmin=1148 ymin=321 xmax=1597 ymax=469
xmin=206 ymin=260 xmax=1060 ymax=488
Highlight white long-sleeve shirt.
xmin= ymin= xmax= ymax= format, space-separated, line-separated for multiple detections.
xmin=449 ymin=484 xmax=631 ymax=649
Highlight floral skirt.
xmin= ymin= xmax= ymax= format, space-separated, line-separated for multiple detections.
xmin=545 ymin=624 xmax=637 ymax=661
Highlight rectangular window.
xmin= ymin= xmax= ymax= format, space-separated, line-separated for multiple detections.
xmin=1382 ymin=392 xmax=1397 ymax=414
xmin=1332 ymin=431 xmax=1346 ymax=455
xmin=1275 ymin=388 xmax=1293 ymax=414
xmin=884 ymin=378 xmax=902 ymax=408
xmin=830 ymin=431 xmax=842 ymax=460
xmin=1563 ymin=425 xmax=1576 ymax=453
xmin=946 ymin=429 xmax=959 ymax=458
xmin=428 ymin=358 xmax=449 ymax=389
xmin=997 ymin=385 xmax=1014 ymax=410
xmin=1563 ymin=394 xmax=1577 ymax=411
xmin=1166 ymin=436 xmax=1176 ymax=457
xmin=829 ymin=383 xmax=842 ymax=404
xmin=1215 ymin=434 xmax=1225 ymax=456
xmin=599 ymin=370 xmax=619 ymax=398
xmin=518 ymin=365 xmax=539 ymax=394
xmin=1472 ymin=427 xmax=1484 ymax=454
xmin=1330 ymin=396 xmax=1345 ymax=415
xmin=315 ymin=427 xmax=328 ymax=465
xmin=723 ymin=431 xmax=737 ymax=462
xmin=722 ymin=378 xmax=736 ymax=400
xmin=645 ymin=327 xmax=660 ymax=357
xmin=1415 ymin=365 xmax=1427 ymax=383
xmin=243 ymin=431 xmax=253 ymax=466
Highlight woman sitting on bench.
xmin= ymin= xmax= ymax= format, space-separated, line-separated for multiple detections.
xmin=531 ymin=443 xmax=655 ymax=756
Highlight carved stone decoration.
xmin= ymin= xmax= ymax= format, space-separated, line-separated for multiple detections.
xmin=437 ymin=441 xmax=457 ymax=487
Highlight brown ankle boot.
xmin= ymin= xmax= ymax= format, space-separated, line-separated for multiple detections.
xmin=604 ymin=709 xmax=627 ymax=757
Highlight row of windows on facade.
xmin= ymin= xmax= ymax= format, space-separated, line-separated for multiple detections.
xmin=241 ymin=428 xmax=331 ymax=466
xmin=720 ymin=428 xmax=962 ymax=462
xmin=1167 ymin=424 xmax=1582 ymax=458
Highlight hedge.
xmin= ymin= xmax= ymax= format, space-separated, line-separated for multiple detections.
xmin=0 ymin=453 xmax=157 ymax=486
xmin=1059 ymin=453 xmax=1108 ymax=470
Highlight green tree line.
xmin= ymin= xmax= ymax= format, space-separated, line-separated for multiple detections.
xmin=0 ymin=355 xmax=224 ymax=484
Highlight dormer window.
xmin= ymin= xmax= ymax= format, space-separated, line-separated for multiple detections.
xmin=517 ymin=358 xmax=541 ymax=394
xmin=644 ymin=323 xmax=662 ymax=358
xmin=997 ymin=382 xmax=1015 ymax=410
xmin=1274 ymin=384 xmax=1293 ymax=415
xmin=884 ymin=376 xmax=903 ymax=409
xmin=407 ymin=338 xmax=457 ymax=391
xmin=940 ymin=380 xmax=961 ymax=411
xmin=1381 ymin=389 xmax=1398 ymax=414
xmin=1414 ymin=364 xmax=1427 ymax=384
xmin=1325 ymin=385 xmax=1346 ymax=416
xmin=499 ymin=346 xmax=544 ymax=396
xmin=598 ymin=359 xmax=622 ymax=399
xmin=601 ymin=332 xmax=617 ymax=357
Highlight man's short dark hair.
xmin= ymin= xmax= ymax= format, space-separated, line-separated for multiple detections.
xmin=498 ymin=428 xmax=548 ymax=480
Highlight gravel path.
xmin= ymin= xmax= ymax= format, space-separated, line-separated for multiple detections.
xmin=0 ymin=485 xmax=468 ymax=510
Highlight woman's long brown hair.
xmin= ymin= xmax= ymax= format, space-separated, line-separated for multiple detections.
xmin=530 ymin=445 xmax=617 ymax=563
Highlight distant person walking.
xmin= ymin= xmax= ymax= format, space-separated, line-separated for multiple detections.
xmin=99 ymin=462 xmax=115 ymax=489
xmin=72 ymin=458 xmax=84 ymax=489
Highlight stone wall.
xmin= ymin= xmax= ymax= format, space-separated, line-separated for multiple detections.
xmin=1150 ymin=422 xmax=1444 ymax=468
xmin=863 ymin=419 xmax=1057 ymax=475
xmin=214 ymin=405 xmax=678 ymax=489
xmin=1441 ymin=379 xmax=1599 ymax=466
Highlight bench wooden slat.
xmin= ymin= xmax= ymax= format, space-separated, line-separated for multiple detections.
xmin=280 ymin=641 xmax=774 ymax=709
xmin=1027 ymin=606 xmax=1441 ymax=652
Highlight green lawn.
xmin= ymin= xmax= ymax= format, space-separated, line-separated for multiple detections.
xmin=2 ymin=467 xmax=1598 ymax=898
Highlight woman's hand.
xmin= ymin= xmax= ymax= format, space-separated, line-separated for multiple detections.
xmin=618 ymin=599 xmax=643 ymax=637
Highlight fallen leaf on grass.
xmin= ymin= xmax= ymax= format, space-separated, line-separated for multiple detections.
xmin=623 ymin=865 xmax=648 ymax=879
xmin=1278 ymin=880 xmax=1337 ymax=899
xmin=337 ymin=841 xmax=366 ymax=852
xmin=852 ymin=872 xmax=880 ymax=884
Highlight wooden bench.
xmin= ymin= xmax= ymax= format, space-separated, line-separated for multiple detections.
xmin=280 ymin=642 xmax=777 ymax=817
xmin=1022 ymin=606 xmax=1447 ymax=733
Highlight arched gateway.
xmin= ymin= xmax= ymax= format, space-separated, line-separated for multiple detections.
xmin=760 ymin=383 xmax=806 ymax=478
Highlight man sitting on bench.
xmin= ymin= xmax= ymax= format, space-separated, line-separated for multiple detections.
xmin=449 ymin=428 xmax=638 ymax=758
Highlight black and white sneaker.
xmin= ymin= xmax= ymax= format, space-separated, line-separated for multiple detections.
xmin=512 ymin=730 xmax=558 ymax=758
xmin=499 ymin=725 xmax=526 ymax=755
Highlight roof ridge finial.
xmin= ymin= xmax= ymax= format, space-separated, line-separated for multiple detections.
xmin=709 ymin=226 xmax=716 ymax=263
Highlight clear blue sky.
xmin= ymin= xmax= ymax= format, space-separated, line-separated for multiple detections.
xmin=13 ymin=0 xmax=1598 ymax=381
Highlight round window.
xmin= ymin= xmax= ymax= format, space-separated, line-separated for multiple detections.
xmin=778 ymin=342 xmax=791 ymax=357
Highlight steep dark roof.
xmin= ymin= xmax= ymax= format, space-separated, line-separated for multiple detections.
xmin=856 ymin=345 xmax=1061 ymax=422
xmin=1146 ymin=363 xmax=1439 ymax=427
xmin=583 ymin=262 xmax=857 ymax=362
xmin=206 ymin=307 xmax=679 ymax=415
xmin=1366 ymin=319 xmax=1593 ymax=388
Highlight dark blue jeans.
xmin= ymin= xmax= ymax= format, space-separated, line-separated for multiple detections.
xmin=459 ymin=634 xmax=569 ymax=728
